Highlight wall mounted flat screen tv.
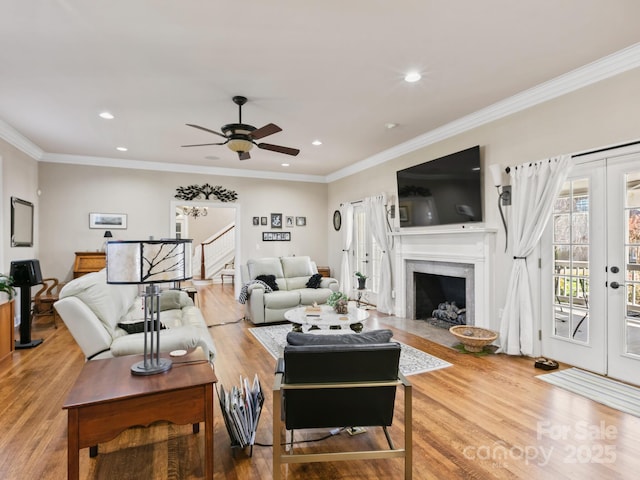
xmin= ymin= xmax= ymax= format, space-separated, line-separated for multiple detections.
xmin=396 ymin=145 xmax=482 ymax=228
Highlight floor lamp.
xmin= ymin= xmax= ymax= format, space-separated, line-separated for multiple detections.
xmin=106 ymin=239 xmax=193 ymax=375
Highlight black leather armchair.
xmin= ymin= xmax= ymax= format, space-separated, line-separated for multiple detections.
xmin=272 ymin=335 xmax=412 ymax=479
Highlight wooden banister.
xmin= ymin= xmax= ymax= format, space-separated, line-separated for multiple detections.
xmin=200 ymin=225 xmax=235 ymax=280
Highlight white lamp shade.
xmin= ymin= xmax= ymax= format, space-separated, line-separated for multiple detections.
xmin=488 ymin=164 xmax=504 ymax=187
xmin=106 ymin=239 xmax=192 ymax=284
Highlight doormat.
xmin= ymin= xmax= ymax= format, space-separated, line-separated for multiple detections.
xmin=537 ymin=367 xmax=640 ymax=417
xmin=249 ymin=323 xmax=452 ymax=377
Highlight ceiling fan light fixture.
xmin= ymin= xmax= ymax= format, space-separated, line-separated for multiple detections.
xmin=227 ymin=138 xmax=254 ymax=153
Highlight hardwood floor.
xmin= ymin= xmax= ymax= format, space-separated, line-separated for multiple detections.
xmin=1 ymin=284 xmax=639 ymax=479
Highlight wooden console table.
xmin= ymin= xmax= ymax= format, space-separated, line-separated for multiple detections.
xmin=62 ymin=348 xmax=217 ymax=479
xmin=73 ymin=252 xmax=106 ymax=278
xmin=0 ymin=300 xmax=15 ymax=363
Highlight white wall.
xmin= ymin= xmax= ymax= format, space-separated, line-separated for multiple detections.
xmin=0 ymin=141 xmax=39 ymax=274
xmin=328 ymin=66 xmax=640 ymax=332
xmin=37 ymin=162 xmax=328 ymax=281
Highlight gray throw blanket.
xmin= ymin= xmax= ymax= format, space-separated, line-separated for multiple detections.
xmin=238 ymin=280 xmax=273 ymax=304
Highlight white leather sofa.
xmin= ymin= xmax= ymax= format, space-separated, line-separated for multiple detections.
xmin=241 ymin=256 xmax=339 ymax=325
xmin=55 ymin=269 xmax=216 ymax=361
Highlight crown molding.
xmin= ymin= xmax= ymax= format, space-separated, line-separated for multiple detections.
xmin=0 ymin=118 xmax=43 ymax=160
xmin=40 ymin=153 xmax=327 ymax=183
xmin=326 ymin=42 xmax=640 ymax=183
xmin=4 ymin=43 xmax=640 ymax=184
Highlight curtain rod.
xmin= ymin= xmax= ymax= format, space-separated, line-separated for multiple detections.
xmin=571 ymin=139 xmax=640 ymax=158
xmin=505 ymin=139 xmax=640 ymax=173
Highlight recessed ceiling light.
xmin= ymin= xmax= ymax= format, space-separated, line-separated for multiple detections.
xmin=281 ymin=163 xmax=290 ymax=167
xmin=385 ymin=123 xmax=398 ymax=130
xmin=99 ymin=112 xmax=114 ymax=119
xmin=116 ymin=146 xmax=128 ymax=152
xmin=312 ymin=140 xmax=322 ymax=146
xmin=204 ymin=155 xmax=219 ymax=160
xmin=404 ymin=71 xmax=421 ymax=83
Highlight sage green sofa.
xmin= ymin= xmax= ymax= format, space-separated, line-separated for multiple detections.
xmin=240 ymin=256 xmax=339 ymax=325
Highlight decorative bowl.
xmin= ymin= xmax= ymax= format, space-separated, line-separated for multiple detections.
xmin=449 ymin=326 xmax=498 ymax=353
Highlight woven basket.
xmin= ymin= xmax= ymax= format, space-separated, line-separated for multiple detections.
xmin=449 ymin=326 xmax=498 ymax=353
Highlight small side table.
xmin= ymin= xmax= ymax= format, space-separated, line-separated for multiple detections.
xmin=352 ymin=288 xmax=371 ymax=308
xmin=62 ymin=348 xmax=216 ymax=480
xmin=181 ymin=287 xmax=198 ymax=305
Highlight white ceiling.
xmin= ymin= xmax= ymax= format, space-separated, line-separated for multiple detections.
xmin=2 ymin=1 xmax=640 ymax=180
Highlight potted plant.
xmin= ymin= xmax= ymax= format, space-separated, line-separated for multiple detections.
xmin=0 ymin=274 xmax=15 ymax=301
xmin=326 ymin=291 xmax=349 ymax=314
xmin=355 ymin=272 xmax=368 ymax=290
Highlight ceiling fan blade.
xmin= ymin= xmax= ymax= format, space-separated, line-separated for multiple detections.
xmin=257 ymin=143 xmax=300 ymax=156
xmin=238 ymin=151 xmax=251 ymax=160
xmin=250 ymin=123 xmax=282 ymax=140
xmin=185 ymin=123 xmax=227 ymax=139
xmin=181 ymin=141 xmax=227 ymax=147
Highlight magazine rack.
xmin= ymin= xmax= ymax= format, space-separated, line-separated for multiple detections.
xmin=217 ymin=374 xmax=264 ymax=457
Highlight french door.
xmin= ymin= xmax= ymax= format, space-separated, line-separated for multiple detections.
xmin=541 ymin=151 xmax=640 ymax=386
xmin=352 ymin=205 xmax=382 ymax=303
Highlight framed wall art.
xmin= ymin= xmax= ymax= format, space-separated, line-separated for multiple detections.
xmin=295 ymin=216 xmax=306 ymax=226
xmin=286 ymin=216 xmax=294 ymax=227
xmin=270 ymin=213 xmax=283 ymax=229
xmin=261 ymin=217 xmax=267 ymax=225
xmin=253 ymin=217 xmax=260 ymax=225
xmin=89 ymin=212 xmax=128 ymax=229
xmin=11 ymin=197 xmax=34 ymax=247
xmin=262 ymin=231 xmax=291 ymax=242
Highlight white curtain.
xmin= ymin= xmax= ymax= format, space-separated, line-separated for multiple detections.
xmin=365 ymin=195 xmax=393 ymax=314
xmin=339 ymin=203 xmax=354 ymax=295
xmin=499 ymin=155 xmax=571 ymax=355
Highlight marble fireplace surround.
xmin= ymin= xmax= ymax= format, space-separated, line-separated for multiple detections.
xmin=392 ymin=227 xmax=497 ymax=330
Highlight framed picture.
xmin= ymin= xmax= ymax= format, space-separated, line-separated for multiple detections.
xmin=11 ymin=197 xmax=34 ymax=247
xmin=285 ymin=216 xmax=294 ymax=227
xmin=89 ymin=212 xmax=127 ymax=229
xmin=270 ymin=213 xmax=283 ymax=229
xmin=263 ymin=231 xmax=291 ymax=241
xmin=261 ymin=217 xmax=267 ymax=225
xmin=296 ymin=216 xmax=306 ymax=226
xmin=252 ymin=217 xmax=259 ymax=225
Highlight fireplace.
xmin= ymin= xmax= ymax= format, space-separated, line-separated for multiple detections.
xmin=407 ymin=260 xmax=475 ymax=325
xmin=392 ymin=227 xmax=496 ymax=329
xmin=415 ymin=272 xmax=466 ymax=324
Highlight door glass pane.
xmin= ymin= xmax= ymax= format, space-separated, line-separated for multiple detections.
xmin=552 ymin=178 xmax=590 ymax=342
xmin=624 ymin=173 xmax=640 ymax=356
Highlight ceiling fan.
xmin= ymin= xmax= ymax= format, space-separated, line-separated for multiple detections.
xmin=182 ymin=95 xmax=300 ymax=160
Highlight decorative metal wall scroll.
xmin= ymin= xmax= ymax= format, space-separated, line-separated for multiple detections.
xmin=174 ymin=183 xmax=238 ymax=202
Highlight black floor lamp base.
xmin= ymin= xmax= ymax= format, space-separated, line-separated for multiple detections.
xmin=15 ymin=338 xmax=44 ymax=349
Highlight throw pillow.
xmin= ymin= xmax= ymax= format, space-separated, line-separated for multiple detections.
xmin=286 ymin=329 xmax=393 ymax=346
xmin=117 ymin=320 xmax=167 ymax=334
xmin=159 ymin=290 xmax=184 ymax=311
xmin=255 ymin=274 xmax=279 ymax=291
xmin=305 ymin=273 xmax=323 ymax=289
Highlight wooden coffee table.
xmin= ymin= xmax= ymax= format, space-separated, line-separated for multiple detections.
xmin=62 ymin=348 xmax=217 ymax=480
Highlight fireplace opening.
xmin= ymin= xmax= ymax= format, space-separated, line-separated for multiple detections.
xmin=414 ymin=272 xmax=466 ymax=326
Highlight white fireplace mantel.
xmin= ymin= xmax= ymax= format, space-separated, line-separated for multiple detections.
xmin=392 ymin=227 xmax=497 ymax=329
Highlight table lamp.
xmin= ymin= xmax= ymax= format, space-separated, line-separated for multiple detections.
xmin=105 ymin=239 xmax=193 ymax=375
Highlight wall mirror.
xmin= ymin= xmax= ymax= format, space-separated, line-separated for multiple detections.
xmin=11 ymin=197 xmax=34 ymax=247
